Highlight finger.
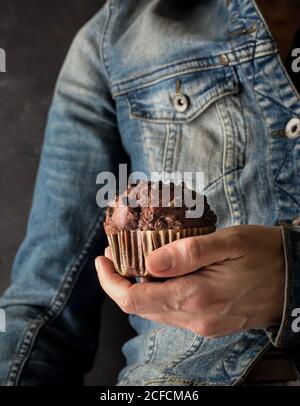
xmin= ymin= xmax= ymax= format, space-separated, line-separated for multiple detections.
xmin=104 ymin=246 xmax=112 ymax=260
xmin=95 ymin=256 xmax=176 ymax=314
xmin=95 ymin=256 xmax=133 ymax=304
xmin=145 ymin=227 xmax=238 ymax=277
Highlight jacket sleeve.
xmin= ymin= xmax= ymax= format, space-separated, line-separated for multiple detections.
xmin=266 ymin=225 xmax=300 ymax=349
xmin=0 ymin=1 xmax=125 ymax=385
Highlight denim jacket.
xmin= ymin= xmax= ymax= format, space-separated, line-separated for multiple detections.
xmin=0 ymin=0 xmax=300 ymax=385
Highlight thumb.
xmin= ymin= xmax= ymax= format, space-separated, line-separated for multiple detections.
xmin=145 ymin=227 xmax=238 ymax=277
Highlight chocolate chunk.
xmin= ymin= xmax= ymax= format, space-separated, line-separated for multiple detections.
xmin=104 ymin=181 xmax=217 ymax=234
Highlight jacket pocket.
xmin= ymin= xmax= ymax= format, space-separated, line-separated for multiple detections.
xmin=126 ymin=66 xmax=239 ymax=123
xmin=120 ymin=64 xmax=244 ymax=204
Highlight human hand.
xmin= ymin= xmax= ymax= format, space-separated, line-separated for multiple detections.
xmin=95 ymin=225 xmax=285 ymax=337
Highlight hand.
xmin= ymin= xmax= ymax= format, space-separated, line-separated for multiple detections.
xmin=95 ymin=225 xmax=285 ymax=337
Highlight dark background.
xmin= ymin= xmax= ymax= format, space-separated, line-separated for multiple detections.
xmin=0 ymin=0 xmax=134 ymax=386
xmin=0 ymin=0 xmax=299 ymax=386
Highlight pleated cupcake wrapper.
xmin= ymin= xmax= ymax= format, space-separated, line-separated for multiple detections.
xmin=106 ymin=226 xmax=216 ymax=278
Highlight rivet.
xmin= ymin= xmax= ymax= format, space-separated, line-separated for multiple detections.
xmin=219 ymin=54 xmax=230 ymax=66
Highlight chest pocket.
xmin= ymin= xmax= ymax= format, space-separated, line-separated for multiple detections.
xmin=127 ymin=66 xmax=238 ymax=123
xmin=124 ymin=65 xmax=242 ymax=191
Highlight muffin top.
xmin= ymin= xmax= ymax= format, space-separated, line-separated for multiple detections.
xmin=104 ymin=181 xmax=217 ymax=234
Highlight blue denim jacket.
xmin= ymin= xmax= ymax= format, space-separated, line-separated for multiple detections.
xmin=1 ymin=0 xmax=300 ymax=385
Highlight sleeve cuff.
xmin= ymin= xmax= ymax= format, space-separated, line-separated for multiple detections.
xmin=265 ymin=225 xmax=300 ymax=348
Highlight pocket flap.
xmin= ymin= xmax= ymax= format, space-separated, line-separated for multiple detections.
xmin=127 ymin=66 xmax=239 ymax=123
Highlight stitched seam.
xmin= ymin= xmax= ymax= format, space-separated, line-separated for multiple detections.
xmin=126 ymin=75 xmax=237 ymax=107
xmin=254 ymin=89 xmax=300 ymax=119
xmin=5 ymin=213 xmax=104 ymax=385
xmin=238 ymin=80 xmax=248 ymax=169
xmin=128 ymin=89 xmax=239 ymax=125
xmin=161 ymin=335 xmax=203 ymax=380
xmin=112 ymin=41 xmax=276 ymax=93
xmin=272 ymin=129 xmax=286 ymax=137
xmin=218 ymin=97 xmax=243 ymax=223
xmin=274 ymin=151 xmax=290 ymax=180
xmin=162 ymin=124 xmax=170 ymax=172
xmin=113 ymin=47 xmax=276 ymax=97
xmin=203 ymin=167 xmax=243 ymax=192
xmin=163 ymin=124 xmax=177 ymax=173
xmin=275 ymin=184 xmax=300 ymax=208
xmin=173 ymin=124 xmax=181 ymax=172
xmin=101 ymin=0 xmax=115 ymax=89
xmin=228 ymin=25 xmax=257 ymax=37
xmin=122 ymin=66 xmax=229 ymax=95
xmin=120 ymin=327 xmax=161 ymax=385
xmin=216 ymin=102 xmax=234 ymax=224
xmin=131 ymin=102 xmax=157 ymax=171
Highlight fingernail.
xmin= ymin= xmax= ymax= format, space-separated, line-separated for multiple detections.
xmin=146 ymin=249 xmax=174 ymax=273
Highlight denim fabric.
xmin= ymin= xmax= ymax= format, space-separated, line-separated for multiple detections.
xmin=0 ymin=0 xmax=300 ymax=385
xmin=266 ymin=227 xmax=300 ymax=349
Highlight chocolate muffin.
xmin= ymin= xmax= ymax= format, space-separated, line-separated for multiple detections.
xmin=104 ymin=181 xmax=217 ymax=277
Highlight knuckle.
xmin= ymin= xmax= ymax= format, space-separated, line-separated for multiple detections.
xmin=228 ymin=226 xmax=247 ymax=252
xmin=181 ymin=295 xmax=202 ymax=313
xmin=170 ymin=291 xmax=185 ymax=313
xmin=184 ymin=237 xmax=201 ymax=268
xmin=196 ymin=319 xmax=216 ymax=337
xmin=176 ymin=281 xmax=204 ymax=313
xmin=171 ymin=280 xmax=195 ymax=312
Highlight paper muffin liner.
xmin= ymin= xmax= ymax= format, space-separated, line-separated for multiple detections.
xmin=105 ymin=225 xmax=216 ymax=278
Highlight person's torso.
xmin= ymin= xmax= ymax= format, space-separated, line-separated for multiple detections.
xmin=106 ymin=0 xmax=300 ymax=230
xmin=103 ymin=0 xmax=300 ymax=385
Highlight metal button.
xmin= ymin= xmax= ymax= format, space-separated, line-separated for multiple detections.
xmin=172 ymin=93 xmax=189 ymax=113
xmin=219 ymin=54 xmax=230 ymax=66
xmin=285 ymin=118 xmax=300 ymax=139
